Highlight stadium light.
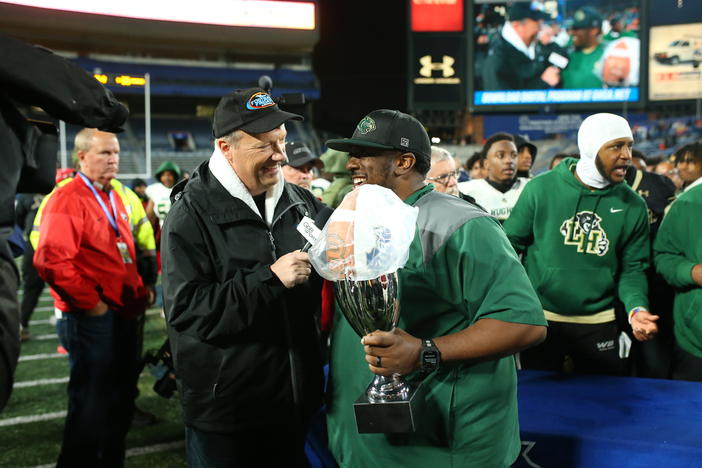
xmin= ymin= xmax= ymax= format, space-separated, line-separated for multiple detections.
xmin=93 ymin=73 xmax=108 ymax=85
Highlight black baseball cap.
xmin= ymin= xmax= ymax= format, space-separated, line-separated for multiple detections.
xmin=284 ymin=141 xmax=324 ymax=169
xmin=514 ymin=135 xmax=538 ymax=158
xmin=508 ymin=3 xmax=550 ymax=21
xmin=326 ymin=109 xmax=431 ymax=163
xmin=212 ymin=87 xmax=302 ymax=138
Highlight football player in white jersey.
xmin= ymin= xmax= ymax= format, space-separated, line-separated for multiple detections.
xmin=146 ymin=161 xmax=181 ymax=226
xmin=457 ymin=133 xmax=529 ymax=222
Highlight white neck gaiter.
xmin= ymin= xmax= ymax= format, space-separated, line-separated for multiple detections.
xmin=576 ymin=113 xmax=633 ymax=189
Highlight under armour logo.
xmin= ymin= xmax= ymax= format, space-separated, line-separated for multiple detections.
xmin=419 ymin=55 xmax=455 ymax=78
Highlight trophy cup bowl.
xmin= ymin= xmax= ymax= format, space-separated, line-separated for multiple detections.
xmin=334 ymin=271 xmax=419 ymax=433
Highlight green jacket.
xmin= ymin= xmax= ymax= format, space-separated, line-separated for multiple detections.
xmin=321 ymin=177 xmax=353 ymax=208
xmin=562 ymin=43 xmax=605 ymax=89
xmin=654 ymin=180 xmax=702 ymax=358
xmin=327 ymin=186 xmax=546 ymax=467
xmin=504 ymin=158 xmax=650 ymax=316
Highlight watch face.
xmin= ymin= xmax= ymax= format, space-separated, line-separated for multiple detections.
xmin=422 ymin=350 xmax=439 ymax=368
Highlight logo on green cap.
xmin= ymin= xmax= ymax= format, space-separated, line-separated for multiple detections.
xmin=356 ymin=116 xmax=376 ymax=135
xmin=574 ymin=10 xmax=585 ymax=21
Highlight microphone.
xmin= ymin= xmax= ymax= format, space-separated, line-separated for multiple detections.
xmin=301 ymin=207 xmax=334 ymax=253
xmin=547 ymin=51 xmax=569 ymax=69
xmin=258 ymin=75 xmax=273 ymax=92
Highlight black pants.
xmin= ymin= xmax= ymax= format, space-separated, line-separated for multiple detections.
xmin=0 ymin=253 xmax=20 ymax=410
xmin=56 ymin=310 xmax=138 ymax=468
xmin=671 ymin=343 xmax=702 ymax=382
xmin=185 ymin=425 xmax=310 ymax=468
xmin=20 ymin=244 xmax=45 ymax=328
xmin=521 ymin=320 xmax=626 ymax=376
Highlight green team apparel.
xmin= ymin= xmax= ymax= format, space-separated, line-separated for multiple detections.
xmin=654 ymin=179 xmax=702 ymax=358
xmin=561 ymin=43 xmax=605 ymax=89
xmin=326 ymin=185 xmax=546 ymax=467
xmin=503 ymin=158 xmax=650 ymax=317
xmin=320 ymin=149 xmax=353 ymax=208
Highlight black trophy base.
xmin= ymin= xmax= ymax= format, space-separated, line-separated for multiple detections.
xmin=352 ymin=381 xmax=422 ymax=433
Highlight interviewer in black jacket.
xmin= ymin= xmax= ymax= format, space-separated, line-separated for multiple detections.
xmin=161 ymin=88 xmax=325 ymax=467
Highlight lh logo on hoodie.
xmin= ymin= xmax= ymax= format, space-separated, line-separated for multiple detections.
xmin=560 ymin=211 xmax=610 ymax=256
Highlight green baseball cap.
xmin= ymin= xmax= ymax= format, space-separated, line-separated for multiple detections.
xmin=571 ymin=7 xmax=602 ymax=29
xmin=326 ymin=109 xmax=431 ymax=164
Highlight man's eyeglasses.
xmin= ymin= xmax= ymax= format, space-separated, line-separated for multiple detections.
xmin=426 ymin=170 xmax=460 ymax=185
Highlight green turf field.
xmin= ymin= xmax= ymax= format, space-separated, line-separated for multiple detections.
xmin=0 ymin=287 xmax=187 ymax=467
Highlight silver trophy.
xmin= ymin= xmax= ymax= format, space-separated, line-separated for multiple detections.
xmin=334 ymin=271 xmax=420 ymax=433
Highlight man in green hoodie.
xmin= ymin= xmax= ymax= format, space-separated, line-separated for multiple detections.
xmin=504 ymin=113 xmax=659 ymax=375
xmin=654 ymin=141 xmax=702 ymax=381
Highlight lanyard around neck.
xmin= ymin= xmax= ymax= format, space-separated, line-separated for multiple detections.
xmin=78 ymin=173 xmax=121 ymax=237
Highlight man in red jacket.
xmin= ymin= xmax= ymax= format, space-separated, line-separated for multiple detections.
xmin=34 ymin=128 xmax=149 ymax=467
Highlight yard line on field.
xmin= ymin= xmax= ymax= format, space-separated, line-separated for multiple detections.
xmin=27 ymin=310 xmax=159 ymax=327
xmin=28 ymin=318 xmax=52 ymax=326
xmin=0 ymin=410 xmax=66 ymax=427
xmin=34 ymin=333 xmax=58 ymax=341
xmin=33 ymin=306 xmax=53 ymax=312
xmin=13 ymin=377 xmax=69 ymax=389
xmin=29 ymin=440 xmax=185 ymax=468
xmin=126 ymin=440 xmax=185 ymax=456
xmin=18 ymin=353 xmax=67 ymax=362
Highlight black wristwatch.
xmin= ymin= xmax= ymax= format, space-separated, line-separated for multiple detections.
xmin=420 ymin=339 xmax=441 ymax=374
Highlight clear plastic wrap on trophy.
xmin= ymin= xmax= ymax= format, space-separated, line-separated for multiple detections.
xmin=309 ymin=185 xmax=421 ymax=433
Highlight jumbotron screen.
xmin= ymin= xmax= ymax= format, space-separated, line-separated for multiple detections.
xmin=472 ymin=0 xmax=642 ymax=107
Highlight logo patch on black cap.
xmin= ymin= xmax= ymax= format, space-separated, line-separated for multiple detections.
xmin=246 ymin=92 xmax=275 ymax=110
xmin=356 ymin=116 xmax=376 ymax=135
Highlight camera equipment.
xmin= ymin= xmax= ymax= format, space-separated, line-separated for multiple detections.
xmin=140 ymin=339 xmax=177 ymax=399
xmin=258 ymin=75 xmax=306 ymax=106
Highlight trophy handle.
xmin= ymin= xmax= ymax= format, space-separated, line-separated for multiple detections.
xmin=391 ymin=299 xmax=400 ymax=329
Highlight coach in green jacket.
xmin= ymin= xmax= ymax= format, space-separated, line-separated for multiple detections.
xmin=504 ymin=113 xmax=659 ymax=375
xmin=324 ymin=109 xmax=546 ymax=467
xmin=654 ymin=141 xmax=702 ymax=380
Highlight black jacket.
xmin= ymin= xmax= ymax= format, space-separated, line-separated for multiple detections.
xmin=481 ymin=33 xmax=551 ymax=91
xmin=161 ymin=161 xmax=325 ymax=433
xmin=625 ymin=166 xmax=676 ymax=239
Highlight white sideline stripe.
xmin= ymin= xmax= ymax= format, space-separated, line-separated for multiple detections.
xmin=0 ymin=410 xmax=66 ymax=427
xmin=29 ymin=440 xmax=185 ymax=468
xmin=28 ymin=319 xmax=51 ymax=325
xmin=29 ymin=309 xmax=160 ymax=323
xmin=34 ymin=333 xmax=58 ymax=341
xmin=18 ymin=353 xmax=66 ymax=362
xmin=126 ymin=440 xmax=185 ymax=457
xmin=14 ymin=377 xmax=69 ymax=389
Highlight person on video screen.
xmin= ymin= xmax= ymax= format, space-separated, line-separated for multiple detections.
xmin=562 ymin=7 xmax=606 ymax=89
xmin=481 ymin=3 xmax=560 ymax=91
